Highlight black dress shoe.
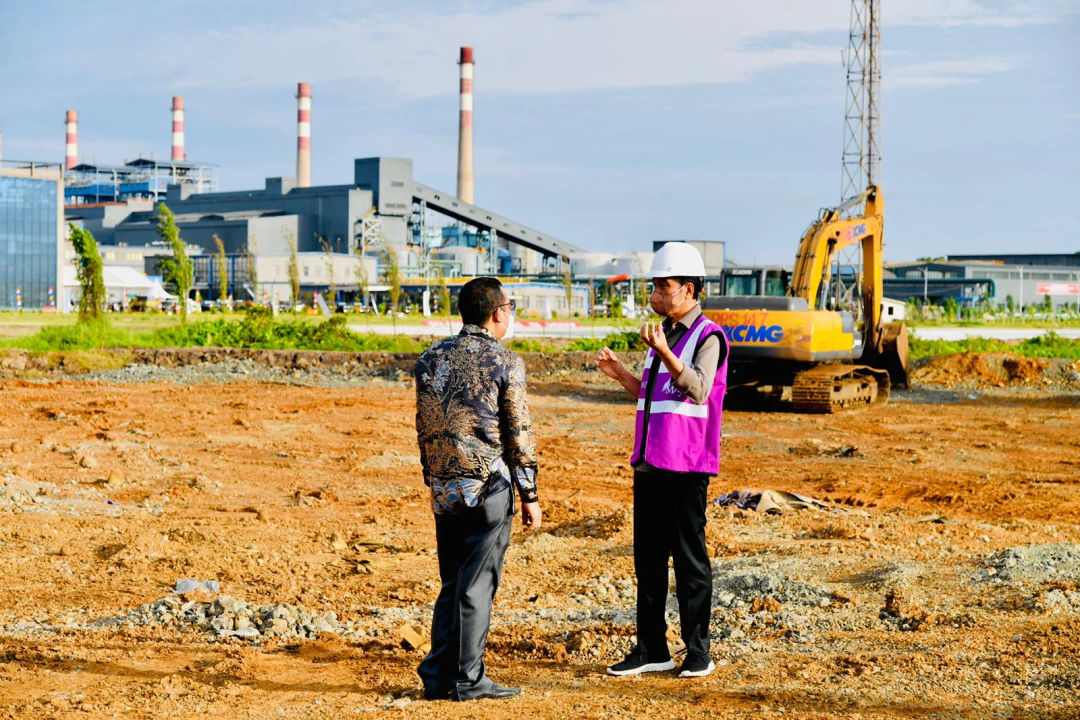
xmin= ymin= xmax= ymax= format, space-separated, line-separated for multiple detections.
xmin=423 ymin=687 xmax=452 ymax=701
xmin=452 ymin=682 xmax=522 ymax=701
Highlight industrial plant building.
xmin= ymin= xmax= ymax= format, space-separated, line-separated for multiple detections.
xmin=887 ymin=259 xmax=1080 ymax=309
xmin=6 ymin=48 xmax=707 ymax=314
xmin=0 ymin=161 xmax=66 ymax=311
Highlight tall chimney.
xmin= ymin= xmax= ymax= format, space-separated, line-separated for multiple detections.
xmin=171 ymin=96 xmax=186 ymax=161
xmin=65 ymin=110 xmax=78 ymax=169
xmin=457 ymin=47 xmax=474 ymax=204
xmin=296 ymin=82 xmax=312 ymax=187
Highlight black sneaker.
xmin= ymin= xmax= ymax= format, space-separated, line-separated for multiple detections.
xmin=606 ymin=648 xmax=675 ymax=676
xmin=677 ymin=654 xmax=716 ymax=678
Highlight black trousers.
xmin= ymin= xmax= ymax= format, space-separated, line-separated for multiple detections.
xmin=633 ymin=469 xmax=712 ymax=661
xmin=417 ymin=487 xmax=513 ymax=698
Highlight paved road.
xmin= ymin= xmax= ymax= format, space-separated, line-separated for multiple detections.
xmin=349 ymin=321 xmax=1080 ymax=340
xmin=910 ymin=327 xmax=1080 ymax=340
xmin=348 ymin=321 xmax=622 ymax=338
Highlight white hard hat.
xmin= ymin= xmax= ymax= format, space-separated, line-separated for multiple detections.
xmin=647 ymin=242 xmax=706 ymax=278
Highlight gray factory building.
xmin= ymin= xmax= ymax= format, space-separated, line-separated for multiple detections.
xmin=67 ymin=176 xmax=363 ymax=257
xmin=889 ymin=260 xmax=1080 ymax=309
xmin=68 ymin=157 xmax=580 ymax=265
xmin=947 ymin=253 xmax=1080 ymax=268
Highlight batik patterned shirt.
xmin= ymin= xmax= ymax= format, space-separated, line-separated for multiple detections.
xmin=414 ymin=324 xmax=539 ymax=515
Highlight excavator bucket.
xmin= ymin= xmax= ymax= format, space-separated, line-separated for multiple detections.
xmin=875 ymin=322 xmax=910 ymax=388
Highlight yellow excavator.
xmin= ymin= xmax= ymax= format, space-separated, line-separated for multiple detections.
xmin=702 ymin=184 xmax=908 ymax=412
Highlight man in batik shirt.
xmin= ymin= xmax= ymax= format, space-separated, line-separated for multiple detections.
xmin=414 ymin=276 xmax=541 ymax=702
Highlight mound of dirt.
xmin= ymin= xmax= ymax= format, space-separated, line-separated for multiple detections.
xmin=912 ymin=352 xmax=1080 ymax=390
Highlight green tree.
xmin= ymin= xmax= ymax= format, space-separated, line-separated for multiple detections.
xmin=634 ymin=276 xmax=648 ymax=311
xmin=435 ymin=266 xmax=451 ymax=316
xmin=155 ymin=202 xmax=193 ymax=322
xmin=903 ymin=298 xmax=917 ymax=318
xmin=284 ymin=228 xmax=300 ymax=308
xmin=382 ymin=243 xmax=402 ymax=328
xmin=213 ymin=234 xmax=228 ymax=307
xmin=942 ymin=296 xmax=960 ymax=322
xmin=319 ymin=236 xmax=336 ymax=307
xmin=245 ymin=234 xmax=259 ymax=302
xmin=1042 ymin=294 xmax=1054 ymax=313
xmin=68 ymin=223 xmax=106 ymax=322
xmin=1005 ymin=294 xmax=1015 ymax=314
xmin=355 ymin=248 xmax=370 ymax=311
xmin=563 ymin=263 xmax=573 ymax=317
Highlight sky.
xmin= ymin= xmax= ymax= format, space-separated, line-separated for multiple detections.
xmin=1 ymin=0 xmax=1078 ymax=264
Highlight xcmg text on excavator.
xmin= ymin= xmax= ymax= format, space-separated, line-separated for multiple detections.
xmin=702 ymin=185 xmax=908 ymax=412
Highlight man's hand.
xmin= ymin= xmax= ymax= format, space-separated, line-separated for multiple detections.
xmin=596 ymin=347 xmax=624 ymax=379
xmin=642 ymin=321 xmax=685 ymax=377
xmin=521 ymin=501 xmax=542 ymax=531
xmin=640 ymin=321 xmax=670 ymax=354
xmin=596 ymin=347 xmax=642 ymax=398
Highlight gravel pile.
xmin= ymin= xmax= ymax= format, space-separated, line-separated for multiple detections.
xmin=712 ymin=560 xmax=837 ymax=608
xmin=980 ymin=543 xmax=1080 ymax=582
xmin=96 ymin=592 xmax=352 ymax=641
xmin=81 ymin=359 xmax=383 ymax=387
xmin=575 ymin=573 xmax=636 ymax=605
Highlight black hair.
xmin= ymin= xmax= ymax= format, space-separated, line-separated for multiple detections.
xmin=673 ymin=276 xmax=705 ymax=300
xmin=459 ymin=277 xmax=505 ymax=326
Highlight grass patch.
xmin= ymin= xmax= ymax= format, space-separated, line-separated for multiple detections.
xmin=7 ymin=319 xmax=136 ymax=351
xmin=507 ymin=339 xmax=558 ymax=353
xmin=4 ymin=313 xmax=427 ymax=353
xmin=909 ymin=332 xmax=1080 ymax=361
xmin=143 ymin=313 xmax=428 ymax=352
xmin=565 ymin=330 xmax=647 ymax=353
xmin=45 ymin=349 xmax=135 ymax=373
xmin=13 ymin=315 xmax=1076 ymax=362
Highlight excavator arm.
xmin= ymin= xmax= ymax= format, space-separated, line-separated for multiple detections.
xmin=790 ymin=186 xmax=884 ymax=340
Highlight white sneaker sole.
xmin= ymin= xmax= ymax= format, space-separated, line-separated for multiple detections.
xmin=606 ymin=660 xmax=676 ymax=676
xmin=678 ymin=660 xmax=716 ymax=678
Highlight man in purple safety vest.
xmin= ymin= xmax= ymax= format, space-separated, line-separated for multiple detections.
xmin=596 ymin=242 xmax=729 ymax=679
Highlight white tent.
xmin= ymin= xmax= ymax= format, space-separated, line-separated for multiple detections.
xmin=146 ymin=280 xmax=176 ymax=302
xmin=61 ymin=265 xmax=176 ymax=303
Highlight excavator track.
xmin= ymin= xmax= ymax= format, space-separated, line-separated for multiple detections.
xmin=792 ymin=364 xmax=891 ymax=413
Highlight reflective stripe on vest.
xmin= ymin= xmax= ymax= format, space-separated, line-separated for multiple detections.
xmin=636 ymin=398 xmax=709 ymax=418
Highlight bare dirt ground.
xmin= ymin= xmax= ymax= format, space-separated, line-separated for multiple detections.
xmin=0 ymin=351 xmax=1078 ymax=719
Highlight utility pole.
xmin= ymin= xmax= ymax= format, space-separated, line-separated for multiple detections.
xmin=841 ymin=0 xmax=881 ymax=204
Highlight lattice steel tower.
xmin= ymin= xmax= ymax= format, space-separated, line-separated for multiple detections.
xmin=841 ymin=0 xmax=881 ymax=203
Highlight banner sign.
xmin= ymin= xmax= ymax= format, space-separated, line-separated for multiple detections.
xmin=1036 ymin=283 xmax=1080 ymax=295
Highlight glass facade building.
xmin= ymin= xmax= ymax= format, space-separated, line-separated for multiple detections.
xmin=0 ymin=170 xmax=61 ymax=310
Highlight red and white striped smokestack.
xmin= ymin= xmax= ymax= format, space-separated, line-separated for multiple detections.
xmin=65 ymin=110 xmax=78 ymax=169
xmin=171 ymin=96 xmax=186 ymax=162
xmin=296 ymin=82 xmax=312 ymax=187
xmin=457 ymin=47 xmax=474 ymax=204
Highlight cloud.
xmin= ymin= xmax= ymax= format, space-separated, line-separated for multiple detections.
xmin=74 ymin=0 xmax=1070 ymax=99
xmin=891 ymin=58 xmax=1016 ymax=88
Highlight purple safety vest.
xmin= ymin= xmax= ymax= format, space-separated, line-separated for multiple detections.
xmin=630 ymin=312 xmax=729 ymax=475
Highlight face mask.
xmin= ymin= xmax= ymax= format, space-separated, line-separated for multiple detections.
xmin=650 ymin=283 xmax=685 ymax=316
xmin=502 ymin=310 xmax=515 ymax=341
